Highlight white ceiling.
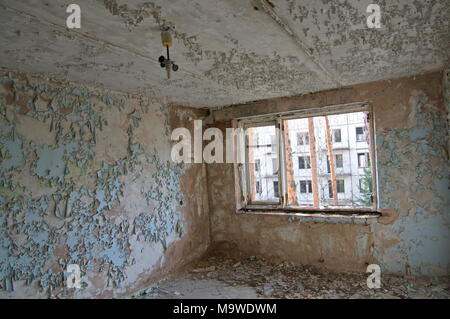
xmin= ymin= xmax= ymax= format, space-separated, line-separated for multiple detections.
xmin=0 ymin=0 xmax=448 ymax=108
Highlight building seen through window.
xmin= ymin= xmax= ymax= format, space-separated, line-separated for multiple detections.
xmin=244 ymin=111 xmax=374 ymax=208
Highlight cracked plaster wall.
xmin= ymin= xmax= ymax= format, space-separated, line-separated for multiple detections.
xmin=1 ymin=1 xmax=448 ymax=108
xmin=207 ymin=72 xmax=449 ymax=277
xmin=0 ymin=70 xmax=210 ymax=298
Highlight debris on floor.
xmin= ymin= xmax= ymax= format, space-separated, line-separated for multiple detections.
xmin=132 ymin=256 xmax=450 ymax=299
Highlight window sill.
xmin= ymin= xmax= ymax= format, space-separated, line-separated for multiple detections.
xmin=236 ymin=207 xmax=381 ymax=222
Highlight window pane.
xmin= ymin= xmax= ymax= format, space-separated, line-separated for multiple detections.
xmin=297 ymin=132 xmax=309 ymax=145
xmin=299 ymin=180 xmax=307 ymax=193
xmin=328 ymin=180 xmax=333 ymax=198
xmin=356 ymin=127 xmax=365 ymax=142
xmin=335 ymin=154 xmax=343 ymax=168
xmin=273 ymin=181 xmax=279 ymax=198
xmin=326 ymin=156 xmax=331 ymax=173
xmin=246 ymin=124 xmax=279 ymax=203
xmin=358 ymin=152 xmax=370 ymax=167
xmin=284 ymin=111 xmax=373 ymax=208
xmin=256 ymin=181 xmax=261 ymax=194
xmin=337 ymin=180 xmax=345 ymax=193
xmin=298 ymin=156 xmax=311 ymax=169
xmin=333 ymin=129 xmax=342 ymax=143
xmin=272 ymin=158 xmax=278 ymax=175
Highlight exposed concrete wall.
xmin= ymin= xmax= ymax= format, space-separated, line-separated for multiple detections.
xmin=208 ymin=72 xmax=449 ymax=277
xmin=0 ymin=70 xmax=210 ymax=298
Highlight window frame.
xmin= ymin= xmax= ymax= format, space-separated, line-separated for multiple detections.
xmin=255 ymin=159 xmax=261 ymax=172
xmin=299 ymin=180 xmax=313 ymax=194
xmin=273 ymin=181 xmax=280 ymax=198
xmin=332 ymin=128 xmax=342 ymax=143
xmin=355 ymin=126 xmax=365 ymax=142
xmin=357 ymin=152 xmax=370 ymax=168
xmin=335 ymin=154 xmax=344 ymax=168
xmin=241 ymin=119 xmax=283 ymax=207
xmin=235 ymin=102 xmax=378 ymax=213
xmin=298 ymin=155 xmax=311 ymax=169
xmin=297 ymin=131 xmax=309 ymax=146
xmin=255 ymin=181 xmax=262 ymax=194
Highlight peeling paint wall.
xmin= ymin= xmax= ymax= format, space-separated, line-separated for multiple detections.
xmin=0 ymin=70 xmax=210 ymax=298
xmin=208 ymin=72 xmax=449 ymax=277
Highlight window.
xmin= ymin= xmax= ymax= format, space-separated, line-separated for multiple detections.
xmin=356 ymin=127 xmax=365 ymax=142
xmin=359 ymin=178 xmax=372 ymax=193
xmin=327 ymin=154 xmax=343 ymax=172
xmin=244 ymin=123 xmax=280 ymax=203
xmin=239 ymin=105 xmax=376 ymax=211
xmin=333 ymin=129 xmax=342 ymax=143
xmin=337 ymin=180 xmax=345 ymax=193
xmin=299 ymin=180 xmax=312 ymax=194
xmin=272 ymin=158 xmax=278 ymax=175
xmin=335 ymin=154 xmax=343 ymax=168
xmin=358 ymin=152 xmax=370 ymax=168
xmin=256 ymin=181 xmax=262 ymax=194
xmin=298 ymin=156 xmax=311 ymax=169
xmin=327 ymin=156 xmax=331 ymax=174
xmin=273 ymin=181 xmax=279 ymax=198
xmin=297 ymin=132 xmax=309 ymax=145
xmin=328 ymin=180 xmax=345 ymax=198
xmin=255 ymin=159 xmax=261 ymax=172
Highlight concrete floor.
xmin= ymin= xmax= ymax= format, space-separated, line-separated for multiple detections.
xmin=131 ymin=256 xmax=450 ymax=299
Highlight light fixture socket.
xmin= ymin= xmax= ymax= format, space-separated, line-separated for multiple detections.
xmin=161 ymin=31 xmax=172 ymax=47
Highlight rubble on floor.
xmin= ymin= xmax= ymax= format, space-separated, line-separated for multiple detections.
xmin=132 ymin=256 xmax=450 ymax=299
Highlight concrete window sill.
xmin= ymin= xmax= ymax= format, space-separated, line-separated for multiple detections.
xmin=236 ymin=208 xmax=381 ymax=222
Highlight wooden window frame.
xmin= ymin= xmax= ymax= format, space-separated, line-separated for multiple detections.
xmin=235 ymin=102 xmax=379 ymax=214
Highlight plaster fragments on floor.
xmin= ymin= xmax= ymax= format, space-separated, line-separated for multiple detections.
xmin=133 ymin=256 xmax=450 ymax=299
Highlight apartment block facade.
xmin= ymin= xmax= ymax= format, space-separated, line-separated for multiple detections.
xmin=251 ymin=112 xmax=372 ymax=207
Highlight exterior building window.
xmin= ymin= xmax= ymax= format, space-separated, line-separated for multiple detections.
xmin=273 ymin=181 xmax=279 ymax=198
xmin=297 ymin=132 xmax=309 ymax=145
xmin=255 ymin=159 xmax=260 ymax=172
xmin=335 ymin=154 xmax=343 ymax=168
xmin=327 ymin=156 xmax=331 ymax=173
xmin=333 ymin=129 xmax=342 ymax=143
xmin=327 ymin=154 xmax=344 ymax=174
xmin=298 ymin=156 xmax=311 ymax=169
xmin=272 ymin=158 xmax=278 ymax=175
xmin=356 ymin=127 xmax=365 ymax=142
xmin=256 ymin=181 xmax=262 ymax=194
xmin=358 ymin=152 xmax=370 ymax=168
xmin=299 ymin=180 xmax=312 ymax=194
xmin=328 ymin=154 xmax=344 ymax=171
xmin=337 ymin=180 xmax=345 ymax=193
xmin=359 ymin=178 xmax=372 ymax=193
xmin=328 ymin=180 xmax=345 ymax=198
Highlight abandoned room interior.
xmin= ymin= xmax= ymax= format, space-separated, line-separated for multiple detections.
xmin=0 ymin=0 xmax=449 ymax=301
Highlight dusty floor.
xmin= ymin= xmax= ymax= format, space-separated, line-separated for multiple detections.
xmin=131 ymin=256 xmax=450 ymax=299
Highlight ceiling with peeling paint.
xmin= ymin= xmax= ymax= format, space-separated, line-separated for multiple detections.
xmin=0 ymin=0 xmax=448 ymax=108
